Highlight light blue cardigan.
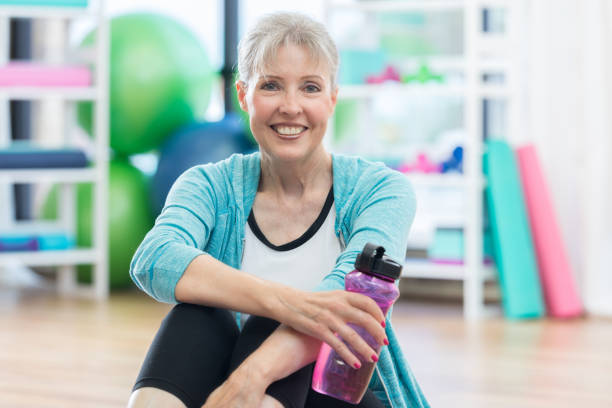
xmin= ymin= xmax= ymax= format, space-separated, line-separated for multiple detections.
xmin=130 ymin=152 xmax=430 ymax=408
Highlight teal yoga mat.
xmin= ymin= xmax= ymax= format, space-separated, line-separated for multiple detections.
xmin=483 ymin=140 xmax=544 ymax=319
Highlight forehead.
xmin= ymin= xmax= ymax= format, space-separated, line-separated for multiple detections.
xmin=259 ymin=44 xmax=330 ymax=81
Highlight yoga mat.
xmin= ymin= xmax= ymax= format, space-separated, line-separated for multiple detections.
xmin=0 ymin=237 xmax=39 ymax=252
xmin=483 ymin=140 xmax=544 ymax=319
xmin=0 ymin=144 xmax=88 ymax=168
xmin=0 ymin=233 xmax=74 ymax=251
xmin=0 ymin=0 xmax=87 ymax=6
xmin=0 ymin=63 xmax=91 ymax=87
xmin=516 ymin=144 xmax=583 ymax=317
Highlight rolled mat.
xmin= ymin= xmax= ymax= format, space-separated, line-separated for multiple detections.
xmin=516 ymin=144 xmax=583 ymax=317
xmin=0 ymin=63 xmax=91 ymax=87
xmin=483 ymin=140 xmax=544 ymax=319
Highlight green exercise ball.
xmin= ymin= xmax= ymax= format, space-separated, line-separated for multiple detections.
xmin=77 ymin=13 xmax=215 ymax=156
xmin=42 ymin=160 xmax=153 ymax=289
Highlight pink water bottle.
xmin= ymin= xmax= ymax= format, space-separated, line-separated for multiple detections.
xmin=312 ymin=243 xmax=402 ymax=404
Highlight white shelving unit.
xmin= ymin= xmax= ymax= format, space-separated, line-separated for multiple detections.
xmin=0 ymin=0 xmax=109 ymax=299
xmin=0 ymin=86 xmax=100 ymax=100
xmin=325 ymin=0 xmax=525 ymax=318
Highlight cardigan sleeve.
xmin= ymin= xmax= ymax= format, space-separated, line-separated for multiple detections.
xmin=315 ymin=167 xmax=416 ymax=294
xmin=129 ymin=165 xmax=220 ymax=304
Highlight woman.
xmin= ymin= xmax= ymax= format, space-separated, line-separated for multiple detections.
xmin=127 ymin=12 xmax=429 ymax=408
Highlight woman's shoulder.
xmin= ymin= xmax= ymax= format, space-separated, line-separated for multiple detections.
xmin=332 ymin=153 xmax=413 ymax=192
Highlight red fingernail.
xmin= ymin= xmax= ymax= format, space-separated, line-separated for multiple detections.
xmin=381 ymin=320 xmax=386 ymax=328
xmin=354 ymin=362 xmax=361 ymax=369
xmin=371 ymin=354 xmax=378 ymax=362
xmin=384 ymin=338 xmax=389 ymax=345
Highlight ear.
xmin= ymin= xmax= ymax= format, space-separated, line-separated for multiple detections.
xmin=330 ymin=86 xmax=339 ymax=114
xmin=236 ymin=80 xmax=249 ymax=113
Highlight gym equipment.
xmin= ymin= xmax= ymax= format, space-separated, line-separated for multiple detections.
xmin=440 ymin=146 xmax=463 ymax=173
xmin=42 ymin=159 xmax=153 ymax=288
xmin=398 ymin=153 xmax=440 ymax=173
xmin=366 ymin=65 xmax=402 ymax=84
xmin=77 ymin=13 xmax=215 ymax=156
xmin=427 ymin=228 xmax=493 ymax=264
xmin=339 ymin=49 xmax=386 ymax=84
xmin=402 ymin=64 xmax=444 ymax=84
xmin=151 ymin=114 xmax=252 ymax=214
xmin=0 ymin=233 xmax=74 ymax=251
xmin=0 ymin=143 xmax=87 ymax=168
xmin=516 ymin=144 xmax=583 ymax=318
xmin=0 ymin=63 xmax=90 ymax=86
xmin=483 ymin=139 xmax=544 ymax=319
xmin=0 ymin=0 xmax=87 ymax=5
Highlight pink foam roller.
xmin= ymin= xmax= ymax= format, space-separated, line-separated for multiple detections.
xmin=0 ymin=63 xmax=91 ymax=87
xmin=516 ymin=144 xmax=583 ymax=318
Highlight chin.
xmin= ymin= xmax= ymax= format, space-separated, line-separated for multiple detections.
xmin=265 ymin=146 xmax=320 ymax=163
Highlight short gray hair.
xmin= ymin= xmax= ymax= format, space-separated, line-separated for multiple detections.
xmin=237 ymin=12 xmax=339 ymax=89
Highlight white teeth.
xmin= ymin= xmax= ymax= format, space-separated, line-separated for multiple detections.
xmin=274 ymin=126 xmax=306 ymax=135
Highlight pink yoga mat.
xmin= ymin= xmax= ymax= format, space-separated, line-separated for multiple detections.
xmin=0 ymin=63 xmax=91 ymax=87
xmin=516 ymin=144 xmax=583 ymax=318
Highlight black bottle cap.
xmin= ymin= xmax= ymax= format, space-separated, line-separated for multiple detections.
xmin=354 ymin=243 xmax=402 ymax=281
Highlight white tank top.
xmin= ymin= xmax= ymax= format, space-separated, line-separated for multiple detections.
xmin=240 ymin=187 xmax=342 ymax=292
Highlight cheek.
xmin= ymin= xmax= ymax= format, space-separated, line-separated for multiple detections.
xmin=250 ymin=95 xmax=276 ymax=118
xmin=309 ymin=101 xmax=334 ymax=123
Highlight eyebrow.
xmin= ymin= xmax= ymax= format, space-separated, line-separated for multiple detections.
xmin=261 ymin=75 xmax=325 ymax=81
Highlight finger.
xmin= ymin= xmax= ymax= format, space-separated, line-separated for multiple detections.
xmin=331 ymin=318 xmax=379 ymax=364
xmin=304 ymin=313 xmax=363 ymax=368
xmin=320 ymin=326 xmax=363 ymax=369
xmin=343 ymin=306 xmax=387 ymax=348
xmin=344 ymin=293 xmax=386 ymax=342
xmin=346 ymin=292 xmax=385 ymax=324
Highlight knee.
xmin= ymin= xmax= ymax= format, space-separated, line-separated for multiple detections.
xmin=169 ymin=303 xmax=239 ymax=339
xmin=127 ymin=387 xmax=187 ymax=408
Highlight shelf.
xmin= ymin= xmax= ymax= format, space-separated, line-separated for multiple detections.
xmin=406 ymin=173 xmax=487 ymax=189
xmin=338 ymin=83 xmax=509 ymax=99
xmin=0 ymin=167 xmax=97 ymax=183
xmin=362 ymin=57 xmax=509 ymax=74
xmin=339 ymin=83 xmax=466 ymax=99
xmin=0 ymin=248 xmax=98 ymax=267
xmin=329 ymin=0 xmax=513 ymax=12
xmin=406 ymin=173 xmax=466 ymax=188
xmin=0 ymin=86 xmax=99 ymax=100
xmin=330 ymin=0 xmax=465 ymax=12
xmin=0 ymin=5 xmax=96 ymax=19
xmin=0 ymin=0 xmax=109 ymax=300
xmin=403 ymin=259 xmax=496 ymax=280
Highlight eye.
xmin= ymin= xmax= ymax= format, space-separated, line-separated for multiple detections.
xmin=304 ymin=83 xmax=321 ymax=93
xmin=261 ymin=81 xmax=279 ymax=91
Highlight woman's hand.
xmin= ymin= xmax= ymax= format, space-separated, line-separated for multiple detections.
xmin=202 ymin=363 xmax=268 ymax=408
xmin=269 ymin=287 xmax=388 ymax=369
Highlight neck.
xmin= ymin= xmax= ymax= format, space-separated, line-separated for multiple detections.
xmin=259 ymin=148 xmax=332 ymax=199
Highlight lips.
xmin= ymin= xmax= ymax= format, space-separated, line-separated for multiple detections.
xmin=270 ymin=124 xmax=308 ymax=138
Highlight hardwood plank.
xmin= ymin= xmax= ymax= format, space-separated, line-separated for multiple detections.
xmin=1 ymin=289 xmax=611 ymax=407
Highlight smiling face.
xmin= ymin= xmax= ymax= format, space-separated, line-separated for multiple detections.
xmin=236 ymin=44 xmax=338 ymax=164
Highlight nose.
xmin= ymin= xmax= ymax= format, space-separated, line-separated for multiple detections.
xmin=279 ymin=90 xmax=302 ymax=116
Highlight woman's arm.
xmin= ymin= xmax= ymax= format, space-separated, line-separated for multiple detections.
xmin=176 ymin=253 xmax=387 ymax=369
xmin=202 ymin=324 xmax=323 ymax=408
xmin=238 ymin=324 xmax=322 ymax=383
xmin=175 ymin=253 xmax=281 ymax=317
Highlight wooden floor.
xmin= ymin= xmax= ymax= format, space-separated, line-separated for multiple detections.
xmin=1 ymin=288 xmax=611 ymax=408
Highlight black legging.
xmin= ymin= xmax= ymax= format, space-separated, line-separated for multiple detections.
xmin=133 ymin=303 xmax=385 ymax=408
